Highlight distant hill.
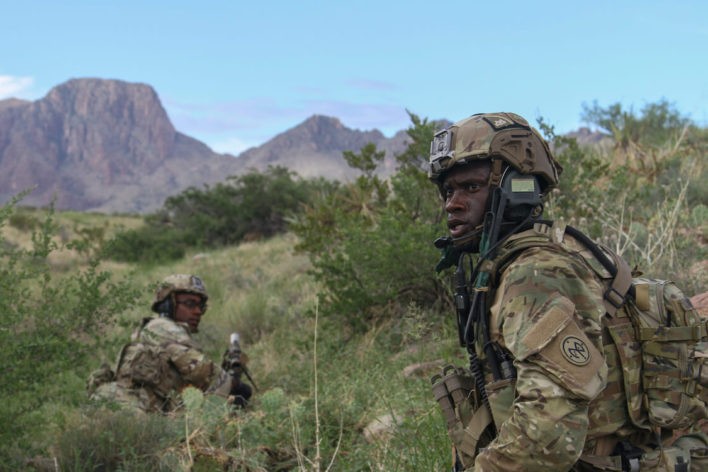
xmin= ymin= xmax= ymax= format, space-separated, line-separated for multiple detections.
xmin=0 ymin=79 xmax=248 ymax=213
xmin=0 ymin=78 xmax=604 ymax=214
xmin=236 ymin=114 xmax=410 ymax=180
xmin=0 ymin=79 xmax=414 ymax=214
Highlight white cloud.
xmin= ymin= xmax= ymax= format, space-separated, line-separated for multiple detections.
xmin=0 ymin=75 xmax=34 ymax=99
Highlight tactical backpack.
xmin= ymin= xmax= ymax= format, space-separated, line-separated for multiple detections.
xmin=86 ymin=363 xmax=116 ymax=396
xmin=489 ymin=222 xmax=708 ymax=433
xmin=90 ymin=318 xmax=180 ymax=399
xmin=609 ymin=278 xmax=707 ymax=431
xmin=86 ymin=340 xmax=170 ymax=397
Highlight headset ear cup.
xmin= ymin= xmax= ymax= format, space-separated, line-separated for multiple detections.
xmin=500 ymin=170 xmax=543 ymax=222
xmin=155 ymin=298 xmax=174 ymax=317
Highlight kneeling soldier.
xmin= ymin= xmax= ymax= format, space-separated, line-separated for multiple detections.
xmin=88 ymin=274 xmax=252 ymax=413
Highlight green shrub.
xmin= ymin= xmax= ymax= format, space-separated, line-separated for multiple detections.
xmin=8 ymin=209 xmax=39 ymax=231
xmin=106 ymin=167 xmax=329 ymax=265
xmin=0 ymin=197 xmax=140 ymax=464
xmin=291 ymin=113 xmax=450 ymax=331
xmin=105 ymin=224 xmax=187 ymax=264
xmin=541 ymin=103 xmax=706 ymax=292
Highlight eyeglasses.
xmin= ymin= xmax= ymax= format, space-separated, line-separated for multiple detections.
xmin=176 ymin=299 xmax=207 ymax=311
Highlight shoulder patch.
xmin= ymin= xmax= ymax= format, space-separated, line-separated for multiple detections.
xmin=560 ymin=335 xmax=591 ymax=366
xmin=517 ymin=294 xmax=606 ymax=400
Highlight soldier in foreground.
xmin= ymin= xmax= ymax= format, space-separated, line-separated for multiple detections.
xmin=429 ymin=113 xmax=707 ymax=471
xmin=88 ymin=274 xmax=252 ymax=412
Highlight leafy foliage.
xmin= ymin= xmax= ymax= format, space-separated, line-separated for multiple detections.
xmin=545 ymin=101 xmax=706 ymax=292
xmin=582 ymin=99 xmax=690 ymax=150
xmin=0 ymin=197 xmax=140 ymax=464
xmin=291 ymin=112 xmax=450 ymax=331
xmin=106 ymin=223 xmax=188 ymax=264
xmin=107 ymin=166 xmax=326 ymax=264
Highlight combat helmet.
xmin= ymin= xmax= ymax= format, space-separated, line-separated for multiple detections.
xmin=429 ymin=112 xmax=561 ymax=193
xmin=151 ymin=274 xmax=209 ymax=316
xmin=429 ymin=113 xmax=563 ymax=254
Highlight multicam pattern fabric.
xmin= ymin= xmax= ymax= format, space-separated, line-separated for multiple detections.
xmin=472 ymin=231 xmax=611 ymax=471
xmin=625 ymin=279 xmax=707 ymax=430
xmin=428 ymin=112 xmax=560 ymax=190
xmin=90 ymin=317 xmax=232 ymax=413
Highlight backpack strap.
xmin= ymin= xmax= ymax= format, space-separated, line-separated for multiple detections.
xmin=485 ymin=222 xmax=634 ymax=318
xmin=561 ymin=225 xmax=634 ymax=317
xmin=603 ymin=251 xmax=633 ymax=317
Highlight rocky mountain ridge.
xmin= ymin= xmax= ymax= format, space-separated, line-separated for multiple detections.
xmin=0 ymin=78 xmax=605 ymax=214
xmin=0 ymin=79 xmax=414 ymax=213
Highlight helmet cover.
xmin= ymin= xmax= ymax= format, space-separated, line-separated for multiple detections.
xmin=429 ymin=112 xmax=561 ymax=192
xmin=151 ymin=274 xmax=209 ymax=313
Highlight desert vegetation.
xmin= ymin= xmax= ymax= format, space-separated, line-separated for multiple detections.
xmin=0 ymin=101 xmax=705 ymax=470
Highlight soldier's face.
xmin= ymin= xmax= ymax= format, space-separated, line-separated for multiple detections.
xmin=174 ymin=292 xmax=206 ymax=332
xmin=441 ymin=162 xmax=492 ymax=239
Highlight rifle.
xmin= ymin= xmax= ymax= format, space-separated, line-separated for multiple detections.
xmin=227 ymin=333 xmax=257 ymax=391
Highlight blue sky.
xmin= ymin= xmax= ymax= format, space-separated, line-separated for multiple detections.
xmin=2 ymin=1 xmax=706 ymax=155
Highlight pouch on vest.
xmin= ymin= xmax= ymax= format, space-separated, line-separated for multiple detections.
xmin=486 ymin=378 xmax=515 ymax=429
xmin=431 ymin=365 xmax=495 ymax=469
xmin=673 ymin=432 xmax=708 ymax=472
xmin=116 ymin=342 xmax=172 ymax=397
xmin=624 ymin=279 xmax=708 ymax=430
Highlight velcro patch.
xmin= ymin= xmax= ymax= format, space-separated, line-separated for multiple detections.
xmin=520 ymin=296 xmax=606 ymax=399
xmin=483 ymin=115 xmax=515 ymax=131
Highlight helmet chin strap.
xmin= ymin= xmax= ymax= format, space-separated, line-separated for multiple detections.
xmin=451 ymin=224 xmax=485 ymax=250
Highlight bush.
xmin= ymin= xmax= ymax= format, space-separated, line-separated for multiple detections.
xmin=106 ymin=167 xmax=328 ymax=264
xmin=52 ymin=408 xmax=182 ymax=471
xmin=291 ymin=113 xmax=450 ymax=331
xmin=8 ymin=209 xmax=39 ymax=231
xmin=0 ymin=197 xmax=140 ymax=464
xmin=105 ymin=224 xmax=187 ymax=264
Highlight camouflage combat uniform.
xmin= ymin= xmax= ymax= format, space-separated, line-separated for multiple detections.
xmin=90 ymin=316 xmax=233 ymax=413
xmin=470 ymin=224 xmax=656 ymax=471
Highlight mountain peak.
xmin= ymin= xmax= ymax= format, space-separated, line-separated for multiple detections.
xmin=43 ymin=78 xmax=172 ymax=131
xmin=303 ymin=114 xmax=343 ymax=126
xmin=0 ymin=78 xmax=230 ymax=212
xmin=0 ymin=79 xmax=406 ymax=213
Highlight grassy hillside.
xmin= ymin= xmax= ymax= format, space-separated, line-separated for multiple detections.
xmin=4 ymin=217 xmax=459 ymax=470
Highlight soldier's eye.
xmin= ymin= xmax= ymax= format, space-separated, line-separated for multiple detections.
xmin=465 ymin=183 xmax=481 ymax=192
xmin=177 ymin=300 xmax=207 ymax=310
